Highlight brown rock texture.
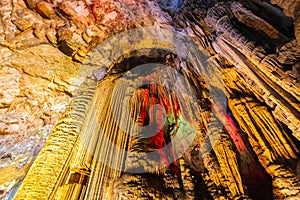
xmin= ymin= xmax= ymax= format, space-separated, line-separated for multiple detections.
xmin=0 ymin=0 xmax=299 ymax=199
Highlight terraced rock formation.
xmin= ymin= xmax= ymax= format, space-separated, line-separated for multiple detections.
xmin=0 ymin=0 xmax=300 ymax=199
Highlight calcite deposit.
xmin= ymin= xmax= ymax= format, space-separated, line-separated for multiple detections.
xmin=0 ymin=0 xmax=299 ymax=199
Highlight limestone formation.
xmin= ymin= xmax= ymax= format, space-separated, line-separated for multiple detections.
xmin=0 ymin=0 xmax=300 ymax=200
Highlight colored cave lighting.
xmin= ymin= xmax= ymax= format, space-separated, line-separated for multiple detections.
xmin=132 ymin=82 xmax=182 ymax=175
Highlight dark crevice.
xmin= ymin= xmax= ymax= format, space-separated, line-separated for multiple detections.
xmin=242 ymin=1 xmax=295 ymax=38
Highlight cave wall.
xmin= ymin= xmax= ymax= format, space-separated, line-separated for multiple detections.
xmin=0 ymin=0 xmax=299 ymax=199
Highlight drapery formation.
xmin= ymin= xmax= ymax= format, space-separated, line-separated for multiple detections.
xmin=15 ymin=48 xmax=299 ymax=199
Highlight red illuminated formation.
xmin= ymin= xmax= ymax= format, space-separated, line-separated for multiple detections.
xmin=133 ymin=83 xmax=181 ymax=174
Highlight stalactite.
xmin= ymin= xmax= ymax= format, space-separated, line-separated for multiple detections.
xmin=179 ymin=157 xmax=195 ymax=198
xmin=83 ymin=76 xmax=130 ymax=199
xmin=222 ymin=67 xmax=300 ymax=199
xmin=14 ymin=78 xmax=97 ymax=200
